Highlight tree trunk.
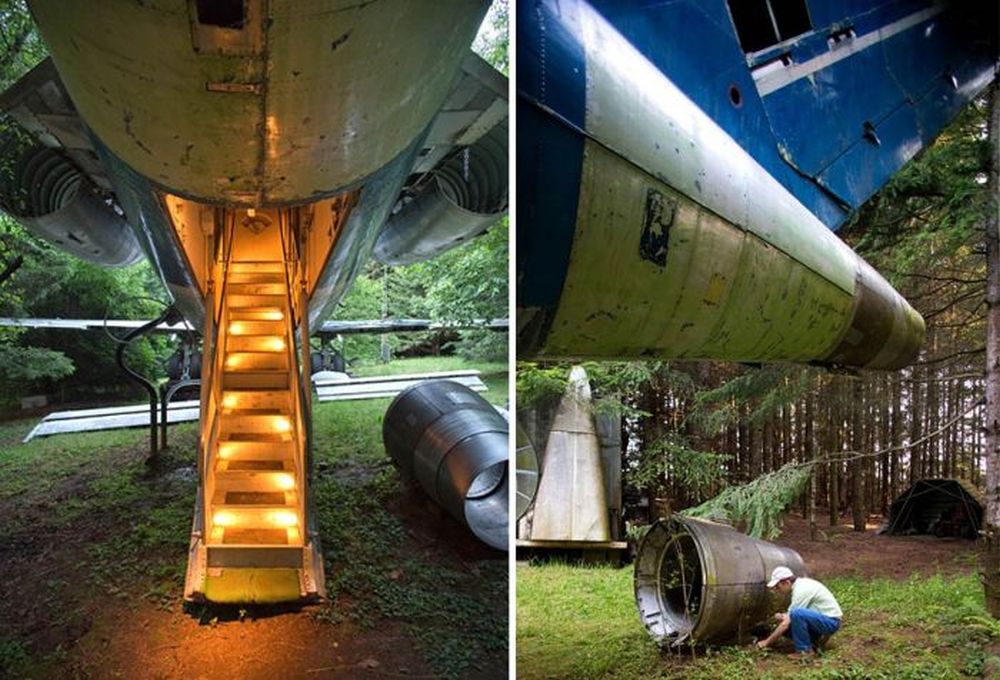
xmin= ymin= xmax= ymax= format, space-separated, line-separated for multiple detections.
xmin=982 ymin=79 xmax=1000 ymax=618
xmin=806 ymin=391 xmax=817 ymax=540
xmin=851 ymin=379 xmax=865 ymax=531
xmin=891 ymin=374 xmax=902 ymax=499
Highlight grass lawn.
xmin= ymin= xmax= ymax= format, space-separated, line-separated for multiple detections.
xmin=517 ymin=562 xmax=1000 ymax=679
xmin=0 ymin=356 xmax=508 ymax=678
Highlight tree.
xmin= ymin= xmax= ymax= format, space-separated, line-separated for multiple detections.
xmin=982 ymin=79 xmax=1000 ymax=617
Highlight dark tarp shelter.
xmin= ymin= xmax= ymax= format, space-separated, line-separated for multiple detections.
xmin=881 ymin=479 xmax=983 ymax=539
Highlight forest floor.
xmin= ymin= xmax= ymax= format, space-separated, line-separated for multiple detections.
xmin=0 ymin=356 xmax=508 ymax=680
xmin=517 ymin=514 xmax=998 ymax=679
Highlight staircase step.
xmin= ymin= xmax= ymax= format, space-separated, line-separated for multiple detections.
xmin=224 ymin=352 xmax=288 ymax=371
xmin=228 ymin=294 xmax=286 ymax=309
xmin=227 ymin=335 xmax=287 ymax=353
xmin=219 ymin=416 xmax=292 ymax=438
xmin=221 ymin=528 xmax=289 ymax=545
xmin=223 ymin=370 xmax=289 ymax=390
xmin=217 ymin=439 xmax=293 ymax=469
xmin=220 ymin=431 xmax=292 ymax=444
xmin=228 ymin=282 xmax=287 ymax=296
xmin=212 ymin=489 xmax=292 ymax=507
xmin=228 ymin=307 xmax=285 ymax=321
xmin=222 ymin=389 xmax=291 ymax=412
xmin=227 ymin=319 xmax=285 ymax=336
xmin=227 ymin=271 xmax=284 ymax=285
xmin=210 ymin=505 xmax=300 ymax=531
xmin=229 ymin=261 xmax=284 ymax=274
xmin=219 ymin=459 xmax=294 ymax=472
xmin=213 ymin=468 xmax=297 ymax=492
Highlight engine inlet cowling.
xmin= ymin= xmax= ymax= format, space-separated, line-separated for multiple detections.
xmin=0 ymin=133 xmax=142 ymax=267
xmin=635 ymin=515 xmax=806 ymax=646
xmin=382 ymin=380 xmax=508 ymax=550
xmin=373 ymin=122 xmax=508 ymax=265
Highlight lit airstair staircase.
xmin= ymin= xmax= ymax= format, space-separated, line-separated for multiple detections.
xmin=184 ymin=215 xmax=324 ymax=603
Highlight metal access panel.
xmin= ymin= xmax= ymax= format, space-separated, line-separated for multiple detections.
xmin=313 ymin=370 xmax=487 ymax=402
xmin=24 ymin=399 xmax=200 ymax=442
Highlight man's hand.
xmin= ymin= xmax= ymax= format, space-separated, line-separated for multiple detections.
xmin=756 ymin=640 xmax=769 ymax=650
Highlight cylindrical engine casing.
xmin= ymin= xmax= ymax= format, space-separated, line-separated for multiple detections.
xmin=635 ymin=515 xmax=806 ymax=646
xmin=383 ymin=380 xmax=508 ymax=551
xmin=0 ymin=136 xmax=142 ymax=267
xmin=374 ymin=123 xmax=508 ymax=265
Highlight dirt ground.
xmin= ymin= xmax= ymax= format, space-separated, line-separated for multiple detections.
xmin=778 ymin=511 xmax=979 ymax=580
xmin=0 ymin=417 xmax=507 ymax=679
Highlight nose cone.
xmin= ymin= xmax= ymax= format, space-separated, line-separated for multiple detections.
xmin=823 ymin=260 xmax=925 ymax=370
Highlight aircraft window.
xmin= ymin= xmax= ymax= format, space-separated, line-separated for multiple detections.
xmin=728 ymin=0 xmax=813 ymax=53
xmin=196 ymin=0 xmax=246 ymax=29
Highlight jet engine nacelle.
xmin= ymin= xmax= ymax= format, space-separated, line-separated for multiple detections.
xmin=0 ymin=132 xmax=142 ymax=267
xmin=373 ymin=122 xmax=508 ymax=266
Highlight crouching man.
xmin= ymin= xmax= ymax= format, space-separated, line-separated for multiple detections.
xmin=756 ymin=566 xmax=842 ymax=656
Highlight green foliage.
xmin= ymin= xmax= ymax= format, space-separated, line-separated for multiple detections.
xmin=0 ymin=338 xmax=73 ymax=383
xmin=628 ymin=434 xmax=729 ymax=502
xmin=684 ymin=463 xmax=814 ymax=539
xmin=693 ymin=365 xmax=812 ymax=432
xmin=334 ymin=219 xmax=508 ymax=365
xmin=0 ymin=216 xmax=173 ymax=406
xmin=473 ymin=0 xmax=509 ymax=74
xmin=0 ymin=1 xmax=46 ymax=90
xmin=0 ymin=637 xmax=28 ymax=677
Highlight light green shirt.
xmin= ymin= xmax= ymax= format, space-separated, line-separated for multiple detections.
xmin=790 ymin=577 xmax=842 ymax=619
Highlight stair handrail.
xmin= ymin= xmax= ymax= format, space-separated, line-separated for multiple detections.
xmin=200 ymin=211 xmax=237 ymax=541
xmin=278 ymin=210 xmax=312 ymax=542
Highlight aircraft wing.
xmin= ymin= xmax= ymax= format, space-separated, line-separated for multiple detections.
xmin=0 ymin=316 xmax=508 ymax=336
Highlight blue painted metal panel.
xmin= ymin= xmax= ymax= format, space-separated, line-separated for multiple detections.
xmin=578 ymin=0 xmax=849 ymax=226
xmin=516 ymin=0 xmax=995 ymax=238
xmin=516 ymin=0 xmax=587 ymax=311
xmin=760 ymin=2 xmax=996 ymax=219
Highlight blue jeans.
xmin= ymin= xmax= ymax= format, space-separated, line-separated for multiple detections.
xmin=785 ymin=607 xmax=840 ymax=652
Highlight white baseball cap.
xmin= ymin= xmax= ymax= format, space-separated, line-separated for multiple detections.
xmin=767 ymin=566 xmax=795 ymax=588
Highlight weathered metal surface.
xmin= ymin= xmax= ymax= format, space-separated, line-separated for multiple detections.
xmin=596 ymin=410 xmax=622 ymax=540
xmin=383 ymin=380 xmax=508 ymax=551
xmin=0 ymin=132 xmax=142 ymax=267
xmin=516 ymin=0 xmax=925 ymax=370
xmin=519 ymin=0 xmax=995 ymax=230
xmin=373 ymin=122 xmax=508 ymax=265
xmin=515 ymin=415 xmax=539 ymax=521
xmin=313 ymin=370 xmax=487 ymax=402
xmin=635 ymin=515 xmax=806 ymax=646
xmin=28 ymin=0 xmax=489 ymax=206
xmin=530 ymin=366 xmax=610 ymax=542
xmin=24 ymin=399 xmax=201 ymax=442
xmin=0 ymin=317 xmax=507 ymax=336
xmin=23 ymin=370 xmax=487 ymax=441
xmin=305 ymin=132 xmax=426 ymax=327
xmin=93 ymin=138 xmax=208 ymax=329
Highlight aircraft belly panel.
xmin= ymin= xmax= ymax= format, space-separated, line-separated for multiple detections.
xmin=544 ymin=141 xmax=854 ymax=363
xmin=29 ymin=0 xmax=486 ymax=205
